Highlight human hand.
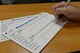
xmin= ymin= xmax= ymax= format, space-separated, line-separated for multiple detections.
xmin=53 ymin=1 xmax=80 ymax=22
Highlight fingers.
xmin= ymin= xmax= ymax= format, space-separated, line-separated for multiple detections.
xmin=53 ymin=1 xmax=66 ymax=11
xmin=52 ymin=1 xmax=70 ymax=22
xmin=55 ymin=8 xmax=67 ymax=15
xmin=53 ymin=1 xmax=80 ymax=22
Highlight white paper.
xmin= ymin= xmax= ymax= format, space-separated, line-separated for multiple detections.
xmin=0 ymin=21 xmax=8 ymax=42
xmin=3 ymin=12 xmax=67 ymax=53
xmin=0 ymin=13 xmax=42 ymax=42
xmin=0 ymin=21 xmax=1 ymax=41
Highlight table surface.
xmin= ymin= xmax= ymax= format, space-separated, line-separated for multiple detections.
xmin=0 ymin=2 xmax=80 ymax=53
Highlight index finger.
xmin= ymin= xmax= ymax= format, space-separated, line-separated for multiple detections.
xmin=53 ymin=1 xmax=66 ymax=10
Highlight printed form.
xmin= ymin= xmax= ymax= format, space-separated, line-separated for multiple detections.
xmin=3 ymin=12 xmax=67 ymax=53
xmin=0 ymin=14 xmax=40 ymax=42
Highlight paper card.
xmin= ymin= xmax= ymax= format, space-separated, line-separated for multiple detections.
xmin=3 ymin=12 xmax=67 ymax=53
xmin=0 ymin=13 xmax=42 ymax=42
xmin=0 ymin=21 xmax=1 ymax=42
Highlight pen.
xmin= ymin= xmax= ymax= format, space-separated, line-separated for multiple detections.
xmin=64 ymin=0 xmax=70 ymax=7
xmin=57 ymin=0 xmax=70 ymax=21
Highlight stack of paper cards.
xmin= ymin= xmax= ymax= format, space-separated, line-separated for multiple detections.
xmin=0 ymin=13 xmax=39 ymax=42
xmin=0 ymin=12 xmax=67 ymax=53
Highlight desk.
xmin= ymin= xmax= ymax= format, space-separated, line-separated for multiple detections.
xmin=0 ymin=2 xmax=80 ymax=53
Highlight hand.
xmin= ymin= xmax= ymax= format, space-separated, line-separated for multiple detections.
xmin=53 ymin=1 xmax=80 ymax=22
